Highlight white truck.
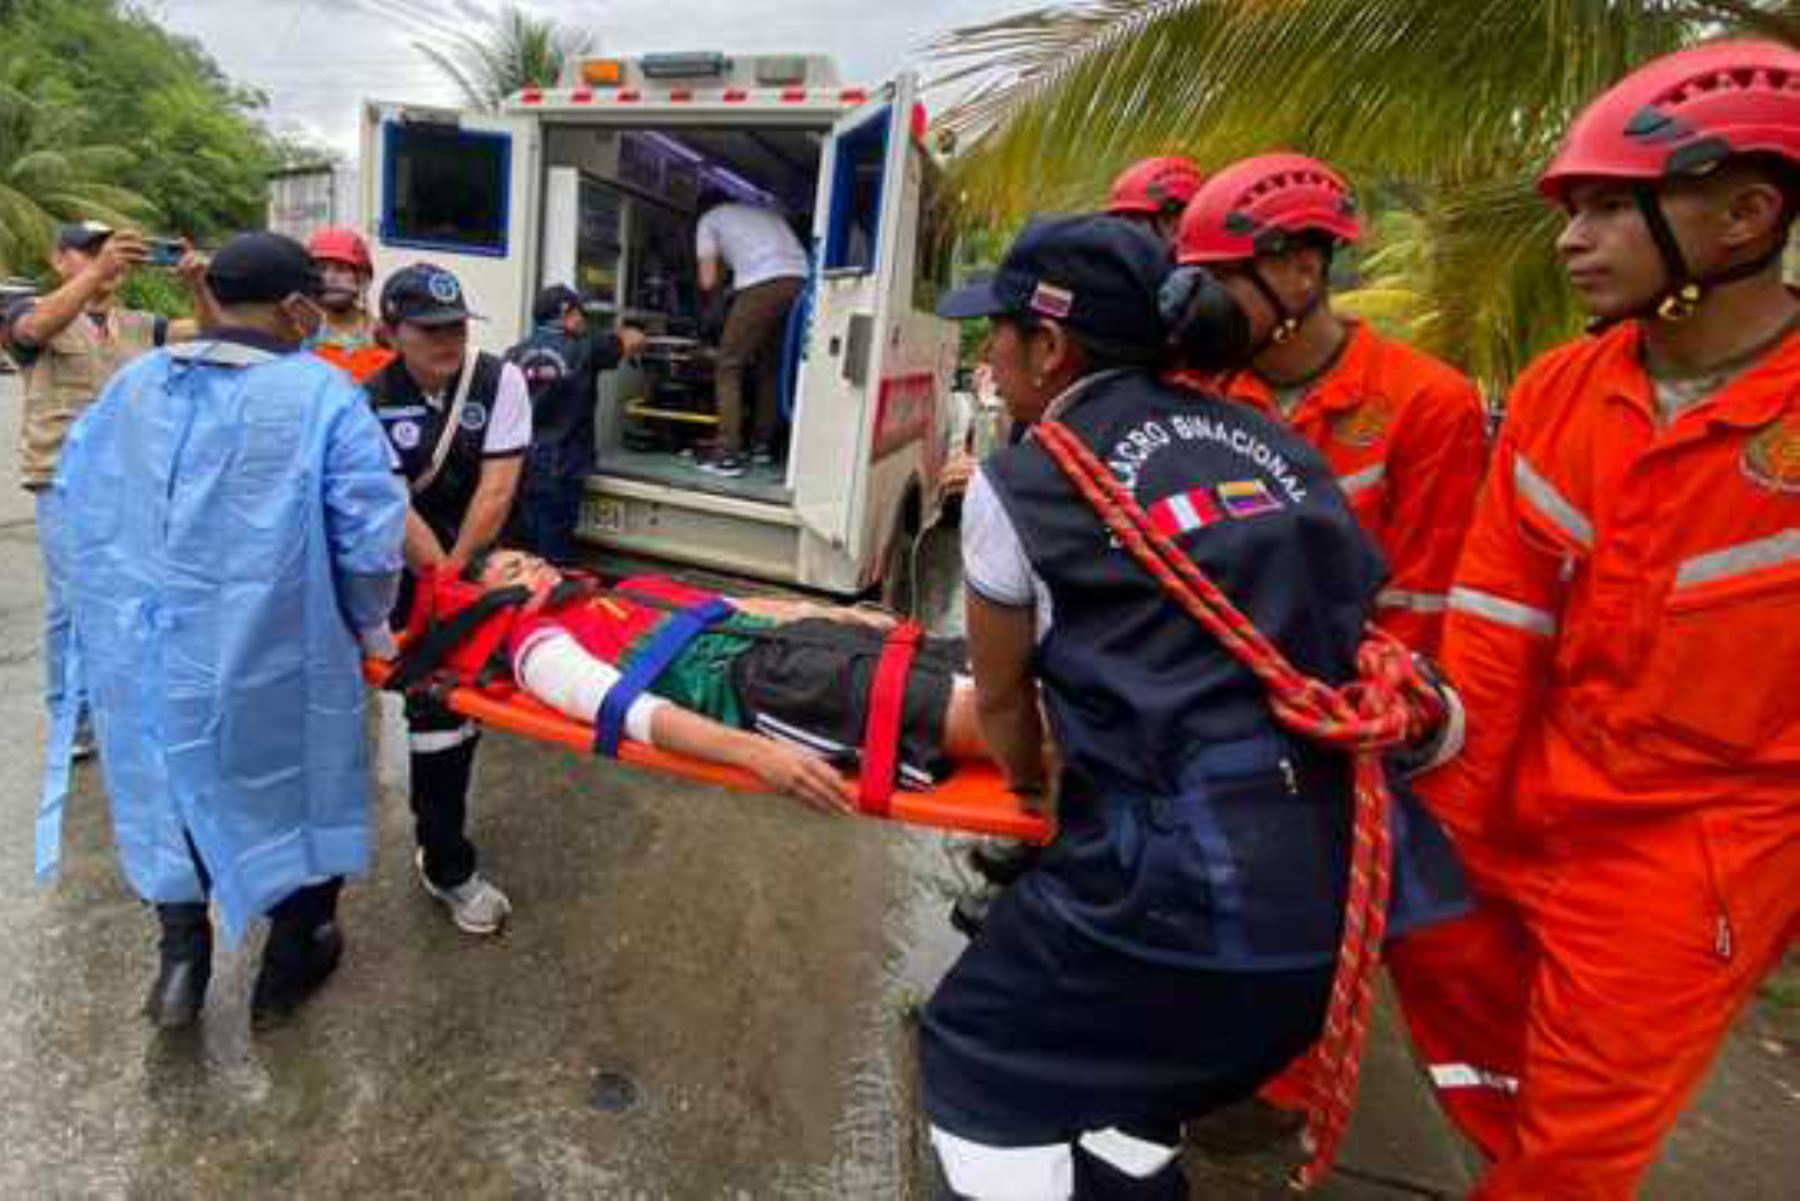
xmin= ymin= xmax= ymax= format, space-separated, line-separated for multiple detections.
xmin=358 ymin=52 xmax=962 ymax=604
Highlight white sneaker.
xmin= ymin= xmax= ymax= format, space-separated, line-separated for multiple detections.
xmin=414 ymin=850 xmax=512 ymax=935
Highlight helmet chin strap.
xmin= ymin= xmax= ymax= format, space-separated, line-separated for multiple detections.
xmin=1596 ymin=184 xmax=1789 ymax=331
xmin=1246 ymin=265 xmax=1326 ymax=350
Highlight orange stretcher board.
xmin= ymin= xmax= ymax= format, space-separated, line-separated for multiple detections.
xmin=364 ymin=657 xmax=1054 ymax=843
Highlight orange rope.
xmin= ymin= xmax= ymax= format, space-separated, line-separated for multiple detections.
xmin=1034 ymin=420 xmax=1442 ymax=1190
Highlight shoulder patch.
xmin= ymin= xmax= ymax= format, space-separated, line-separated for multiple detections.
xmin=460 ymin=401 xmax=489 ymax=432
xmin=1743 ymin=415 xmax=1800 ymax=494
xmin=1330 ymin=398 xmax=1394 ymax=448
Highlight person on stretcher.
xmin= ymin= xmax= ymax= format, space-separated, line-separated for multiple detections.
xmin=464 ymin=549 xmax=990 ymax=812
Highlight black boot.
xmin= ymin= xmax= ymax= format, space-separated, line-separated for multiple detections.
xmin=145 ymin=903 xmax=212 ymax=1030
xmin=949 ymin=841 xmax=1045 ymax=940
xmin=968 ymin=839 xmax=1042 ymax=887
xmin=251 ymin=922 xmax=343 ymax=1030
xmin=251 ymin=879 xmax=345 ymax=1030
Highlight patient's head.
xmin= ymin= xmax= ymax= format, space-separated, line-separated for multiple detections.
xmin=464 ymin=548 xmax=562 ymax=600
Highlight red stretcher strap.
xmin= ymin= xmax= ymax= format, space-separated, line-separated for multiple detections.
xmin=857 ymin=621 xmax=923 ymax=818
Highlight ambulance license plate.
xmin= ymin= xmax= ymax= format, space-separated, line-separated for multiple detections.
xmin=585 ymin=497 xmax=626 ymax=536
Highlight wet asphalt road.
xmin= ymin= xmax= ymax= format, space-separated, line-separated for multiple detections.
xmin=0 ymin=374 xmax=1793 ymax=1199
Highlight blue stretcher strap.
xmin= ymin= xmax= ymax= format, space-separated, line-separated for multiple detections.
xmin=594 ymin=597 xmax=736 ymax=758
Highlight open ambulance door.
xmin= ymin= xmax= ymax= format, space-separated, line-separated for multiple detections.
xmin=361 ymin=101 xmax=541 ymax=353
xmin=789 ymin=73 xmax=920 ymax=558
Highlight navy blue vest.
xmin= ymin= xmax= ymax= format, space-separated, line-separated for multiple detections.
xmin=367 ymin=352 xmax=507 ymax=549
xmin=985 ymin=370 xmax=1467 ymax=969
xmin=504 ymin=325 xmax=620 ymax=465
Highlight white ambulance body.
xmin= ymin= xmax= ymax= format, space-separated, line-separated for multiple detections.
xmin=359 ymin=53 xmax=960 ymax=599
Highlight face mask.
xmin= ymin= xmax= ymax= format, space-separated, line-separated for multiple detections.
xmin=1159 ymin=265 xmax=1253 ymax=374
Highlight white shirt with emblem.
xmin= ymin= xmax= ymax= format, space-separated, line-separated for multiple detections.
xmin=419 ymin=360 xmax=532 ymax=457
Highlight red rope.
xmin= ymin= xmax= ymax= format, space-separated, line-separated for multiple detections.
xmin=1033 ymin=420 xmax=1443 ymax=1191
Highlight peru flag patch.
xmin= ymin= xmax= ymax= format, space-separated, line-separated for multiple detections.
xmin=1148 ymin=487 xmax=1223 ymax=536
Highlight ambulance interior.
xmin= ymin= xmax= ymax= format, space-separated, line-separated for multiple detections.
xmin=528 ymin=121 xmax=879 ymax=505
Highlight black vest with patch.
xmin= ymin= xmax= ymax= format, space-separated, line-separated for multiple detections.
xmin=985 ymin=369 xmax=1466 ymax=968
xmin=367 ymin=352 xmax=507 ymax=548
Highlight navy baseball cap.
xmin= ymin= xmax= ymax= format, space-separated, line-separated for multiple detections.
xmin=381 ymin=263 xmax=482 ymax=326
xmin=205 ymin=232 xmax=324 ymax=304
xmin=532 ymin=283 xmax=584 ymax=325
xmin=936 ymin=214 xmax=1172 ymax=352
xmin=57 ymin=221 xmax=114 ymax=253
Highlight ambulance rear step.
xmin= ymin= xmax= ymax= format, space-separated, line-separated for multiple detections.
xmin=579 ymin=476 xmax=803 ymax=585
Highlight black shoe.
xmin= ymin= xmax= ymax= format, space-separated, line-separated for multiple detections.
xmin=251 ymin=922 xmax=344 ymax=1030
xmin=968 ymin=840 xmax=1042 ymax=888
xmin=949 ymin=886 xmax=996 ymax=941
xmin=145 ymin=903 xmax=212 ymax=1030
xmin=144 ymin=951 xmax=212 ymax=1030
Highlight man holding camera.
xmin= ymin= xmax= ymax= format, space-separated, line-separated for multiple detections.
xmin=1 ymin=222 xmax=213 ymax=748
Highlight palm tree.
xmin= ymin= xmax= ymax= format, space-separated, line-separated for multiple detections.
xmin=416 ymin=3 xmax=594 ymax=112
xmin=929 ymin=1 xmax=1800 ymax=392
xmin=0 ymin=57 xmax=156 ymax=276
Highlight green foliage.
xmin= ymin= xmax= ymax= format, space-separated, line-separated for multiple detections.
xmin=417 ymin=3 xmax=593 ymax=111
xmin=930 ymin=0 xmax=1798 ymax=390
xmin=0 ymin=0 xmax=283 ymax=275
xmin=117 ymin=266 xmax=194 ymax=319
xmin=0 ymin=54 xmax=157 ymax=275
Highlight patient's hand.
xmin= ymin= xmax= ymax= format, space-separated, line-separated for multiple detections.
xmin=747 ymin=740 xmax=855 ymax=815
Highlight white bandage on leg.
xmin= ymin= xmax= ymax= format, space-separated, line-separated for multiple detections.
xmin=1075 ymin=1128 xmax=1181 ymax=1178
xmin=929 ymin=1126 xmax=1073 ymax=1201
xmin=515 ymin=630 xmax=667 ymax=745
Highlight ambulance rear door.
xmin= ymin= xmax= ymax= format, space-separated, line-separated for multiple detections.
xmin=361 ymin=101 xmax=541 ymax=353
xmin=789 ymin=73 xmax=919 ymax=560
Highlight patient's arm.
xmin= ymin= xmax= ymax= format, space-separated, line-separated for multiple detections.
xmin=727 ymin=595 xmax=895 ymax=630
xmin=515 ymin=629 xmax=852 ymax=814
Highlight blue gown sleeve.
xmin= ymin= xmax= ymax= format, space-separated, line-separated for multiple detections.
xmin=321 ymin=385 xmax=407 ymax=633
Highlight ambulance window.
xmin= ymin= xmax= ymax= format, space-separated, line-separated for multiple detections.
xmin=824 ymin=108 xmax=888 ymax=274
xmin=382 ymin=123 xmax=511 ymax=256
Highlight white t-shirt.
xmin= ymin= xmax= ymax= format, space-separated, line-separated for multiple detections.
xmin=695 ymin=203 xmax=809 ymax=291
xmin=961 ymin=466 xmax=1055 ymax=642
xmin=422 ymin=361 xmax=532 ymax=457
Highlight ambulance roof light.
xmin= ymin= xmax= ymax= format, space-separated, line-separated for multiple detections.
xmin=581 ymin=59 xmax=626 ymax=87
xmin=640 ymin=52 xmax=727 ymax=80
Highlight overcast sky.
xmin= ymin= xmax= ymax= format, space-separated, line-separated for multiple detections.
xmin=143 ymin=0 xmax=1027 ymax=155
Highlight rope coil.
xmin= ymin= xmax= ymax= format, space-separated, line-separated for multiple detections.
xmin=1033 ymin=419 xmax=1444 ymax=1190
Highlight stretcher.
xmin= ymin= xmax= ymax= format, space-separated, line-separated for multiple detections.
xmin=362 ymin=594 xmax=1052 ymax=842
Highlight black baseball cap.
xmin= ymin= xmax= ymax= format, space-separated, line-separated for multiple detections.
xmin=57 ymin=222 xmax=115 ymax=253
xmin=205 ymin=232 xmax=324 ymax=304
xmin=381 ymin=263 xmax=482 ymax=327
xmin=532 ymin=283 xmax=585 ymax=325
xmin=936 ymin=214 xmax=1172 ymax=353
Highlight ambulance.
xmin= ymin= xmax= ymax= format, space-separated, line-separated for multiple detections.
xmin=359 ymin=53 xmax=962 ymax=604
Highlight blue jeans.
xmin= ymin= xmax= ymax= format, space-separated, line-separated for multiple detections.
xmin=524 ymin=442 xmax=588 ymax=566
xmin=34 ymin=489 xmax=84 ymax=730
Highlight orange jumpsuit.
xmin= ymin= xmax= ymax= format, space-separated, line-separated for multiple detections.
xmin=1401 ymin=322 xmax=1800 ymax=1197
xmin=1210 ymin=321 xmax=1490 ymax=655
xmin=314 ymin=340 xmax=395 ymax=384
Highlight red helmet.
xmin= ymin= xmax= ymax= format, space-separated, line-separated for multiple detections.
xmin=1175 ymin=152 xmax=1361 ymax=265
xmin=1540 ymin=39 xmax=1800 ymax=202
xmin=307 ymin=226 xmax=372 ymax=274
xmin=1106 ymin=156 xmax=1206 ymax=216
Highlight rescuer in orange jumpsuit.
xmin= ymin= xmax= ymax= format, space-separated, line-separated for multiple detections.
xmin=1399 ymin=39 xmax=1800 ymax=1198
xmin=1174 ymin=153 xmax=1489 ymax=655
xmin=306 ymin=226 xmax=394 ymax=383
